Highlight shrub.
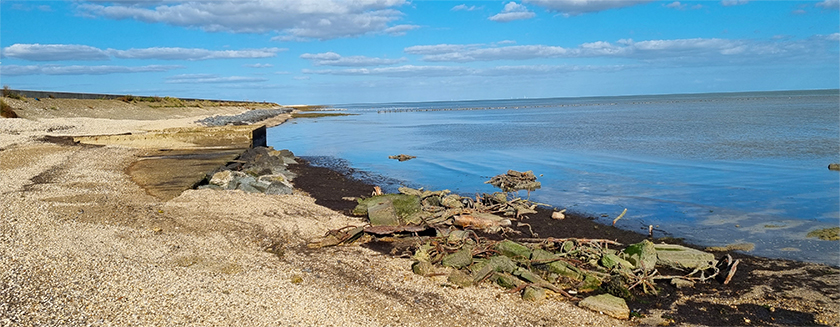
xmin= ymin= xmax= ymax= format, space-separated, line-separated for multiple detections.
xmin=1 ymin=99 xmax=18 ymax=118
xmin=2 ymin=85 xmax=25 ymax=100
xmin=117 ymin=94 xmax=137 ymax=103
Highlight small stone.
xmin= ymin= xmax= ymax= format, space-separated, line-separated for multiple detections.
xmin=447 ymin=270 xmax=473 ymax=288
xmin=209 ymin=170 xmax=246 ymax=189
xmin=522 ymin=286 xmax=546 ymax=302
xmin=290 ymin=274 xmax=303 ymax=284
xmin=441 ymin=248 xmax=474 ymax=269
xmin=412 ymin=260 xmax=434 ymax=276
xmin=551 ymin=210 xmax=566 ymax=220
xmin=671 ymin=278 xmax=695 ymax=289
xmin=579 ymin=294 xmax=630 ymax=320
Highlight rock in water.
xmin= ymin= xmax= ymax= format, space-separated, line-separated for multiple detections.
xmin=579 ymin=294 xmax=630 ymax=320
xmin=388 ymin=154 xmax=416 ymax=161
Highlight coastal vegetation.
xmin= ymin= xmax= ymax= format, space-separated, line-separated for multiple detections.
xmin=0 ymin=99 xmax=18 ymax=118
xmin=2 ymin=85 xmax=25 ymax=101
xmin=117 ymin=94 xmax=278 ymax=109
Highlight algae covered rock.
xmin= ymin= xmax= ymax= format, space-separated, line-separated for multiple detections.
xmin=601 ymin=253 xmax=633 ymax=271
xmin=412 ymin=260 xmax=434 ymax=276
xmin=353 ymin=194 xmax=422 ymax=225
xmin=654 ymin=243 xmax=716 ymax=270
xmin=448 ymin=270 xmax=473 ymax=288
xmin=579 ymin=294 xmax=629 ymax=320
xmin=441 ymin=247 xmax=474 ymax=269
xmin=495 ymin=240 xmax=532 ymax=261
xmin=522 ymin=286 xmax=547 ymax=302
xmin=622 ymin=240 xmax=657 ymax=272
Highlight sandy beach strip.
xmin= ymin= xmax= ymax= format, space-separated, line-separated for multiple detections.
xmin=0 ymin=98 xmax=627 ymax=326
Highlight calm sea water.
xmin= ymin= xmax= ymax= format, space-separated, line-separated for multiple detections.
xmin=268 ymin=90 xmax=840 ymax=266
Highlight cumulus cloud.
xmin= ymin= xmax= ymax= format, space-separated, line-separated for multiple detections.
xmin=300 ymin=52 xmax=406 ymax=66
xmin=244 ymin=63 xmax=274 ymax=68
xmin=405 ymin=35 xmax=840 ymax=63
xmin=1 ymin=44 xmax=284 ymax=61
xmin=165 ymin=74 xmax=268 ymax=84
xmin=1 ymin=64 xmax=181 ymax=76
xmin=524 ymin=0 xmax=653 ymax=16
xmin=489 ymin=2 xmax=536 ymax=22
xmin=75 ymin=0 xmax=411 ymax=40
xmin=2 ymin=44 xmax=110 ymax=61
xmin=665 ymin=1 xmax=686 ymax=10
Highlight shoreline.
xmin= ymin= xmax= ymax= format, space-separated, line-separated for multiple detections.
xmin=1 ymin=95 xmax=838 ymax=326
xmin=287 ymin=156 xmax=839 ymax=326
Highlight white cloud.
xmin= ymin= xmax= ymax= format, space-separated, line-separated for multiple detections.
xmin=110 ymin=47 xmax=284 ymax=60
xmin=302 ymin=64 xmax=624 ymax=77
xmin=1 ymin=44 xmax=285 ymax=61
xmin=165 ymin=74 xmax=268 ymax=84
xmin=665 ymin=1 xmax=686 ymax=10
xmin=478 ymin=64 xmax=627 ymax=76
xmin=452 ymin=4 xmax=481 ymax=11
xmin=721 ymin=0 xmax=749 ymax=6
xmin=404 ymin=44 xmax=480 ymax=55
xmin=816 ymin=0 xmax=839 ymax=9
xmin=1 ymin=64 xmax=181 ymax=76
xmin=524 ymin=0 xmax=653 ymax=16
xmin=405 ymin=35 xmax=840 ymax=63
xmin=2 ymin=44 xmax=110 ymax=61
xmin=76 ymin=0 xmax=411 ymax=40
xmin=303 ymin=65 xmax=474 ymax=77
xmin=244 ymin=63 xmax=274 ymax=68
xmin=383 ymin=24 xmax=421 ymax=36
xmin=300 ymin=52 xmax=406 ymax=66
xmin=489 ymin=2 xmax=536 ymax=22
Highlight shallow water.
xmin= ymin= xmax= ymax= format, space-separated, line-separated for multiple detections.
xmin=268 ymin=90 xmax=840 ymax=266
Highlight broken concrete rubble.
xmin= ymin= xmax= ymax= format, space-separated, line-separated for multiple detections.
xmin=307 ymin=170 xmax=740 ymax=319
xmin=198 ymin=146 xmax=297 ymax=195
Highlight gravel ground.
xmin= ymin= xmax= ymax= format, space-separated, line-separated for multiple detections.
xmin=0 ymin=98 xmax=627 ymax=326
xmin=195 ymin=108 xmax=292 ymax=126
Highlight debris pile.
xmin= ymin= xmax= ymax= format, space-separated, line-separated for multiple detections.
xmin=485 ymin=169 xmax=541 ymax=193
xmin=307 ymin=169 xmax=741 ymax=319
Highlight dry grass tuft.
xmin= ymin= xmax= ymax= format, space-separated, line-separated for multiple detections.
xmin=1 ymin=99 xmax=18 ymax=118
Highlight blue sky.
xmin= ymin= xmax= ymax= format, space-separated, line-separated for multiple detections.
xmin=1 ymin=0 xmax=838 ymax=104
